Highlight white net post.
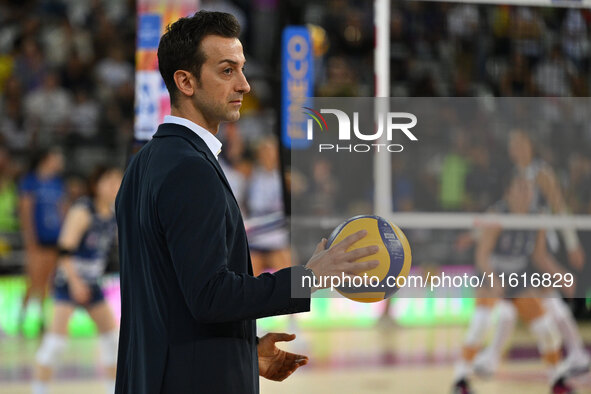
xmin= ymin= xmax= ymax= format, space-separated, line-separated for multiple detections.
xmin=373 ymin=0 xmax=392 ymax=217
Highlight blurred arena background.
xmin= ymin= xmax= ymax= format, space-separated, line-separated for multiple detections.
xmin=1 ymin=0 xmax=591 ymax=393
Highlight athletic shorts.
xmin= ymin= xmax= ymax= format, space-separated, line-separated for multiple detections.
xmin=38 ymin=241 xmax=58 ymax=248
xmin=54 ymin=282 xmax=105 ymax=306
xmin=500 ymin=270 xmax=532 ymax=298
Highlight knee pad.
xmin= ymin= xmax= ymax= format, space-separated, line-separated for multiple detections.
xmin=497 ymin=300 xmax=517 ymax=325
xmin=464 ymin=306 xmax=492 ymax=347
xmin=36 ymin=333 xmax=67 ymax=366
xmin=530 ymin=314 xmax=561 ymax=354
xmin=98 ymin=329 xmax=119 ymax=366
xmin=543 ymin=297 xmax=571 ymax=322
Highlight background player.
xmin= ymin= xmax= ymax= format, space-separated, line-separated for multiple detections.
xmin=453 ymin=176 xmax=573 ymax=394
xmin=472 ymin=130 xmax=589 ymax=377
xmin=246 ymin=136 xmax=291 ymax=275
xmin=508 ymin=129 xmax=584 ymax=268
xmin=32 ymin=166 xmax=122 ymax=394
xmin=18 ymin=147 xmax=66 ymax=333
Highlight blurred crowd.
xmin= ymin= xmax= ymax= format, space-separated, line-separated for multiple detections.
xmin=0 ymin=0 xmax=136 ymax=157
xmin=309 ymin=1 xmax=591 ymax=98
xmin=1 ymin=0 xmax=591 ymax=274
xmin=0 ymin=0 xmax=137 ymax=272
xmin=291 ymin=1 xmax=591 ymax=216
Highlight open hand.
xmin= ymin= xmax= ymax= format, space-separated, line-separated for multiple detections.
xmin=258 ymin=333 xmax=308 ymax=381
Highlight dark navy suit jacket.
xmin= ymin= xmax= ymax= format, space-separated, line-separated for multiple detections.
xmin=114 ymin=123 xmax=310 ymax=394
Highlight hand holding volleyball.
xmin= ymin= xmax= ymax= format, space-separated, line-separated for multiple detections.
xmin=305 ymin=229 xmax=380 ymax=288
xmin=325 ymin=215 xmax=412 ymax=303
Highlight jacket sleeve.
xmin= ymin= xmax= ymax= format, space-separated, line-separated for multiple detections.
xmin=157 ymin=156 xmax=310 ymax=323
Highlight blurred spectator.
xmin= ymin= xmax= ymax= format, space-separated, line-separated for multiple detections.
xmin=0 ymin=97 xmax=30 ymax=151
xmin=60 ymin=52 xmax=93 ymax=92
xmin=246 ymin=137 xmax=291 ymax=275
xmin=390 ymin=10 xmax=411 ymax=87
xmin=447 ymin=4 xmax=480 ymax=78
xmin=447 ymin=4 xmax=479 ymax=40
xmin=452 ymin=72 xmax=477 ymax=96
xmin=410 ymin=72 xmax=439 ymax=97
xmin=2 ymin=75 xmax=23 ymax=105
xmin=318 ymin=56 xmax=359 ymax=96
xmin=567 ymin=153 xmax=591 ymax=215
xmin=95 ymin=45 xmax=133 ymax=94
xmin=490 ymin=5 xmax=512 ymax=57
xmin=41 ymin=16 xmax=92 ymax=68
xmin=249 ymin=0 xmax=280 ymax=64
xmin=306 ymin=158 xmax=339 ymax=215
xmin=69 ymin=88 xmax=100 ymax=140
xmin=0 ymin=147 xmax=19 ymax=234
xmin=534 ymin=45 xmax=577 ymax=96
xmin=510 ymin=7 xmax=545 ymax=66
xmin=439 ymin=130 xmax=470 ymax=210
xmin=561 ymin=9 xmax=589 ymax=71
xmin=14 ymin=37 xmax=46 ymax=93
xmin=324 ymin=1 xmax=372 ymax=57
xmin=219 ymin=122 xmax=250 ymax=211
xmin=0 ymin=52 xmax=14 ymax=94
xmin=500 ymin=52 xmax=535 ymax=96
xmin=23 ymin=71 xmax=72 ymax=146
xmin=391 ymin=157 xmax=414 ymax=212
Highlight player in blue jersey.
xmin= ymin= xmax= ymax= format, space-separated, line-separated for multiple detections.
xmin=32 ymin=165 xmax=122 ymax=394
xmin=18 ymin=147 xmax=66 ymax=332
xmin=453 ymin=176 xmax=574 ymax=394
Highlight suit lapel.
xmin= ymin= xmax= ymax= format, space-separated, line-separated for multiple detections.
xmin=153 ymin=123 xmax=239 ymax=207
xmin=154 ymin=123 xmax=255 ymax=276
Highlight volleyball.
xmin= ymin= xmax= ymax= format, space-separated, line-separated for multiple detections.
xmin=326 ymin=215 xmax=412 ymax=303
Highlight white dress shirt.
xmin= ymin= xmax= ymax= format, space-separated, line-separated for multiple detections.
xmin=163 ymin=115 xmax=222 ymax=159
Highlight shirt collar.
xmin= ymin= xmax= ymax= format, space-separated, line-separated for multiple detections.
xmin=163 ymin=115 xmax=222 ymax=159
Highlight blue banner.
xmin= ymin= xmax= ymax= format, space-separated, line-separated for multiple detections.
xmin=138 ymin=14 xmax=162 ymax=50
xmin=281 ymin=26 xmax=314 ymax=149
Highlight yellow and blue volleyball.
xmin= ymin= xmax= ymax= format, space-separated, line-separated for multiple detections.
xmin=326 ymin=215 xmax=412 ymax=303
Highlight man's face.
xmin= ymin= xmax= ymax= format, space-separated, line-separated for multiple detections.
xmin=192 ymin=35 xmax=250 ymax=127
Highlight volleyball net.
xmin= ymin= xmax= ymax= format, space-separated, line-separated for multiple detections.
xmin=289 ymin=96 xmax=591 ymax=299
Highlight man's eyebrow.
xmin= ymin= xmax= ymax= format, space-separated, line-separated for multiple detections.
xmin=218 ymin=59 xmax=246 ymax=66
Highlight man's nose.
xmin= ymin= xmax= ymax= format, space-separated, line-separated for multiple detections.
xmin=236 ymin=72 xmax=250 ymax=94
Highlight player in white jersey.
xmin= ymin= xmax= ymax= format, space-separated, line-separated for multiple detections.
xmin=509 ymin=130 xmax=584 ymax=266
xmin=472 ymin=130 xmax=589 ymax=378
xmin=453 ymin=176 xmax=574 ymax=394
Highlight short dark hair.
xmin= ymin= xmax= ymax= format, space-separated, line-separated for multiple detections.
xmin=157 ymin=11 xmax=241 ymax=105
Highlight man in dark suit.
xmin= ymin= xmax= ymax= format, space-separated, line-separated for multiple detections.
xmin=115 ymin=10 xmax=378 ymax=394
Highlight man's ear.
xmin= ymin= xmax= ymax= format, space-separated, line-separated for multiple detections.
xmin=173 ymin=70 xmax=195 ymax=98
